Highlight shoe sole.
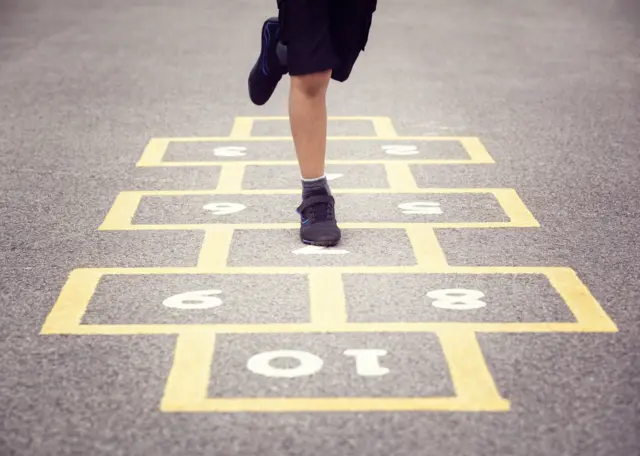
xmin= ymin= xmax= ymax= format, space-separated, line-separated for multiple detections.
xmin=248 ymin=18 xmax=280 ymax=106
xmin=301 ymin=237 xmax=341 ymax=247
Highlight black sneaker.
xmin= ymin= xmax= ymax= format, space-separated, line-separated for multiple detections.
xmin=248 ymin=17 xmax=286 ymax=106
xmin=296 ymin=193 xmax=341 ymax=247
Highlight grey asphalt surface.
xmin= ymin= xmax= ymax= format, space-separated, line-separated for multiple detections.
xmin=1 ymin=0 xmax=640 ymax=455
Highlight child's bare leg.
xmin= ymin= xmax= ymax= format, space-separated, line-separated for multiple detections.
xmin=289 ymin=70 xmax=332 ymax=180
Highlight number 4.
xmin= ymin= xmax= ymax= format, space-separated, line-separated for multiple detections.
xmin=398 ymin=202 xmax=443 ymax=215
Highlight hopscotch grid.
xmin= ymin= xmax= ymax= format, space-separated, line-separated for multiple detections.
xmin=40 ymin=266 xmax=617 ymax=336
xmin=97 ymin=188 xmax=539 ymax=231
xmin=42 ymin=115 xmax=617 ymax=414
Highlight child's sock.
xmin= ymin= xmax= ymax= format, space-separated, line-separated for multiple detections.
xmin=302 ymin=175 xmax=331 ymax=199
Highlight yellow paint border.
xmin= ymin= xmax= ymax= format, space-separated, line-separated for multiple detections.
xmin=226 ymin=116 xmax=399 ymax=139
xmin=159 ymin=329 xmax=509 ymax=413
xmin=136 ymin=137 xmax=494 ymax=167
xmin=98 ymin=188 xmax=539 ymax=231
xmin=40 ymin=266 xmax=618 ymax=336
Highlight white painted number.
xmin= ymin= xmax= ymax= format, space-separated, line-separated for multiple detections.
xmin=427 ymin=289 xmax=486 ymax=310
xmin=383 ymin=144 xmax=419 ymax=156
xmin=292 ymin=245 xmax=349 ymax=255
xmin=398 ymin=201 xmax=443 ymax=215
xmin=203 ymin=202 xmax=246 ymax=215
xmin=214 ymin=146 xmax=247 ymax=157
xmin=325 ymin=173 xmax=344 ymax=181
xmin=343 ymin=349 xmax=390 ymax=377
xmin=247 ymin=349 xmax=390 ymax=378
xmin=163 ymin=289 xmax=223 ymax=310
xmin=247 ymin=350 xmax=323 ymax=378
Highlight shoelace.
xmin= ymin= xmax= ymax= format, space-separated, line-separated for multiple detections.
xmin=297 ymin=195 xmax=335 ymax=223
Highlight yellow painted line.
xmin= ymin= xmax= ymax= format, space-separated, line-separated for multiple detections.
xmin=161 ymin=331 xmax=217 ymax=412
xmin=216 ymin=163 xmax=245 ymax=192
xmin=97 ymin=187 xmax=538 ymax=231
xmin=136 ymin=134 xmax=493 ymax=167
xmin=107 ymin=188 xmax=517 ymax=196
xmin=384 ymin=163 xmax=418 ymax=191
xmin=52 ymin=321 xmax=618 ymax=336
xmin=308 ymin=270 xmax=347 ymax=326
xmin=41 ymin=266 xmax=616 ymax=336
xmin=228 ymin=117 xmax=254 ymax=138
xmin=230 ymin=116 xmax=392 ymax=121
xmin=493 ymin=188 xmax=540 ymax=228
xmin=438 ymin=329 xmax=509 ymax=409
xmin=40 ymin=269 xmax=103 ymax=334
xmin=136 ymin=138 xmax=171 ymax=167
xmin=405 ymin=226 xmax=448 ymax=269
xmin=147 ymin=135 xmax=484 ymax=142
xmin=145 ymin=159 xmax=491 ymax=167
xmin=44 ymin=265 xmax=596 ymax=277
xmin=371 ymin=117 xmax=398 ymax=137
xmin=104 ymin=222 xmax=536 ymax=231
xmin=197 ymin=227 xmax=234 ymax=270
xmin=460 ymin=137 xmax=495 ymax=163
xmin=166 ymin=396 xmax=510 ymax=413
xmin=547 ymin=268 xmax=618 ymax=332
xmin=99 ymin=192 xmax=142 ymax=230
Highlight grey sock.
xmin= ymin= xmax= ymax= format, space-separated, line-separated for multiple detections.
xmin=302 ymin=175 xmax=331 ymax=199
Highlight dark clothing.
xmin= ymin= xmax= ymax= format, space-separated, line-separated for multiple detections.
xmin=276 ymin=0 xmax=377 ymax=82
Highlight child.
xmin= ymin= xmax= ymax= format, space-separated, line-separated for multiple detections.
xmin=248 ymin=0 xmax=377 ymax=246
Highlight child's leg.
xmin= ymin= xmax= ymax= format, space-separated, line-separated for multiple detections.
xmin=289 ymin=70 xmax=332 ymax=181
xmin=276 ymin=0 xmax=341 ymax=246
xmin=290 ymin=68 xmax=341 ymax=246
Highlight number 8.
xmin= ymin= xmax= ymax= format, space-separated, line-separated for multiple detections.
xmin=427 ymin=288 xmax=486 ymax=310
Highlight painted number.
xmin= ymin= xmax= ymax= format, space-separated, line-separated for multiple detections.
xmin=427 ymin=289 xmax=486 ymax=310
xmin=383 ymin=144 xmax=419 ymax=156
xmin=203 ymin=202 xmax=246 ymax=215
xmin=214 ymin=146 xmax=246 ymax=157
xmin=247 ymin=349 xmax=389 ymax=378
xmin=325 ymin=173 xmax=344 ymax=181
xmin=398 ymin=201 xmax=442 ymax=215
xmin=292 ymin=245 xmax=349 ymax=255
xmin=163 ymin=289 xmax=223 ymax=310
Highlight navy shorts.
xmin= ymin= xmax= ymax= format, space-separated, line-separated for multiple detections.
xmin=277 ymin=0 xmax=377 ymax=82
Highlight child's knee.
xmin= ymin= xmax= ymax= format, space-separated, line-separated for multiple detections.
xmin=290 ymin=70 xmax=332 ymax=97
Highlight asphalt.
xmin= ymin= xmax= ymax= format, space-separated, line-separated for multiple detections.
xmin=1 ymin=0 xmax=640 ymax=455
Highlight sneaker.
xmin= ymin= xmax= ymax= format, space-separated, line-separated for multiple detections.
xmin=296 ymin=193 xmax=341 ymax=247
xmin=248 ymin=17 xmax=286 ymax=106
